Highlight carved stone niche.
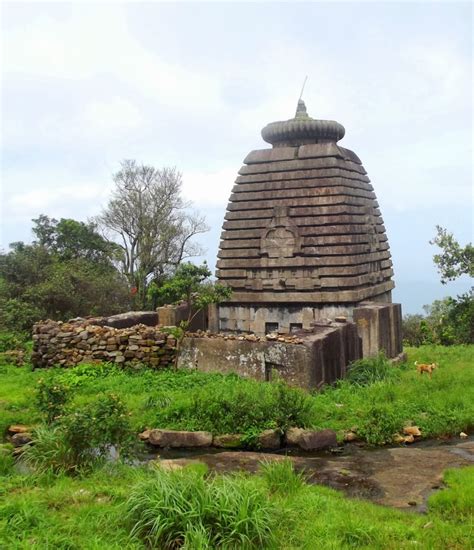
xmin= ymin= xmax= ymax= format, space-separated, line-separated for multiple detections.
xmin=260 ymin=206 xmax=302 ymax=258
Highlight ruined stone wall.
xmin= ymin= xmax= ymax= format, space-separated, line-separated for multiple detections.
xmin=32 ymin=320 xmax=176 ymax=368
xmin=180 ymin=321 xmax=362 ymax=389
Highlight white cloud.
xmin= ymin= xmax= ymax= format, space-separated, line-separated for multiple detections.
xmin=182 ymin=168 xmax=236 ymax=207
xmin=3 ymin=6 xmax=223 ymax=112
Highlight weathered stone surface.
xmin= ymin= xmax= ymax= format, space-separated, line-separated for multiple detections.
xmin=32 ymin=320 xmax=175 ymax=369
xmin=180 ymin=323 xmax=361 ymax=389
xmin=285 ymin=427 xmax=305 ymax=446
xmin=298 ymin=429 xmax=338 ymax=451
xmin=212 ymin=434 xmax=243 ymax=448
xmin=258 ymin=429 xmax=281 ymax=449
xmin=148 ymin=429 xmax=213 ymax=448
xmin=103 ymin=311 xmax=158 ymax=329
xmin=11 ymin=432 xmax=32 ymax=447
xmin=8 ymin=424 xmax=31 ymax=435
xmin=215 ymin=101 xmax=401 ymax=356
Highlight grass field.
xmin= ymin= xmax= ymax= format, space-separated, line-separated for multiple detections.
xmin=1 ymin=344 xmax=473 ymax=548
xmin=1 ymin=459 xmax=473 ymax=549
xmin=1 ymin=345 xmax=473 ymax=444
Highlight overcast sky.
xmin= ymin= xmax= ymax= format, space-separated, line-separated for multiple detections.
xmin=1 ymin=1 xmax=472 ymax=313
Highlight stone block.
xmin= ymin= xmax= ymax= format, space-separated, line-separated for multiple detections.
xmin=258 ymin=429 xmax=281 ymax=449
xmin=298 ymin=429 xmax=337 ymax=451
xmin=148 ymin=429 xmax=213 ymax=448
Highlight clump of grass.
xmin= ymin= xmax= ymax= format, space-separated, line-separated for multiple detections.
xmin=428 ymin=466 xmax=474 ymax=520
xmin=23 ymin=394 xmax=135 ymax=474
xmin=0 ymin=444 xmax=15 ymax=476
xmin=127 ymin=466 xmax=276 ymax=549
xmin=346 ymin=353 xmax=398 ymax=386
xmin=260 ymin=458 xmax=306 ymax=496
xmin=155 ymin=377 xmax=314 ymax=436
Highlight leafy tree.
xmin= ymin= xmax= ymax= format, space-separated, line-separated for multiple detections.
xmin=96 ymin=160 xmax=208 ymax=308
xmin=152 ymin=262 xmax=232 ymax=368
xmin=0 ymin=218 xmax=131 ymax=332
xmin=430 ymin=225 xmax=474 ymax=284
xmin=32 ymin=215 xmax=121 ymax=264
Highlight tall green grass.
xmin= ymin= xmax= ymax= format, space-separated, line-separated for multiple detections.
xmin=127 ymin=466 xmax=276 ymax=549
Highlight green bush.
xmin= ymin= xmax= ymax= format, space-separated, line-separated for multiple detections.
xmin=356 ymin=404 xmax=401 ymax=445
xmin=155 ymin=377 xmax=314 ymax=436
xmin=0 ymin=331 xmax=30 ymax=353
xmin=127 ymin=466 xmax=276 ymax=549
xmin=260 ymin=459 xmax=305 ymax=496
xmin=24 ymin=393 xmax=135 ymax=473
xmin=346 ymin=353 xmax=398 ymax=386
xmin=35 ymin=376 xmax=71 ymax=423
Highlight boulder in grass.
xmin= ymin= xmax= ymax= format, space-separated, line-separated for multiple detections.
xmin=8 ymin=425 xmax=31 ymax=435
xmin=148 ymin=429 xmax=213 ymax=448
xmin=403 ymin=426 xmax=421 ymax=437
xmin=11 ymin=432 xmax=32 ymax=448
xmin=285 ymin=427 xmax=305 ymax=446
xmin=298 ymin=429 xmax=337 ymax=451
xmin=258 ymin=429 xmax=281 ymax=450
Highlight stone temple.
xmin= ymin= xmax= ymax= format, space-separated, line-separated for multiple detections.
xmin=215 ymin=100 xmax=400 ymax=342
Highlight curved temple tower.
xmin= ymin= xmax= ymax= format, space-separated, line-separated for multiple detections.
xmin=216 ymin=100 xmax=399 ymax=341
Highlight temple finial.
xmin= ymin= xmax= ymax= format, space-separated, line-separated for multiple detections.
xmin=295 ymin=76 xmax=308 ymax=118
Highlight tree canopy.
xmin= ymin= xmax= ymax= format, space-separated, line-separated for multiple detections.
xmin=430 ymin=225 xmax=474 ymax=284
xmin=0 ymin=217 xmax=130 ymax=332
xmin=96 ymin=160 xmax=208 ymax=308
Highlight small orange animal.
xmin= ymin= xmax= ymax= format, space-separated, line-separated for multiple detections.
xmin=415 ymin=361 xmax=438 ymax=379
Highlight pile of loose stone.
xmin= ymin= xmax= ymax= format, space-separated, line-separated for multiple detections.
xmin=186 ymin=330 xmax=305 ymax=345
xmin=32 ymin=319 xmax=176 ymax=368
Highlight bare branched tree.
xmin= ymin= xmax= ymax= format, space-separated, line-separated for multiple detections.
xmin=96 ymin=160 xmax=208 ymax=308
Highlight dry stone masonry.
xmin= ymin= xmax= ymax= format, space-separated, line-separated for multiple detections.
xmin=32 ymin=319 xmax=176 ymax=368
xmin=216 ymin=100 xmax=399 ymax=338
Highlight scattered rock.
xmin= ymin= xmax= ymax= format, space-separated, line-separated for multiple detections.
xmin=213 ymin=434 xmax=243 ymax=448
xmin=138 ymin=429 xmax=151 ymax=441
xmin=403 ymin=426 xmax=421 ymax=437
xmin=392 ymin=434 xmax=405 ymax=444
xmin=403 ymin=434 xmax=415 ymax=444
xmin=344 ymin=431 xmax=358 ymax=442
xmin=11 ymin=432 xmax=32 ymax=447
xmin=8 ymin=425 xmax=31 ymax=435
xmin=148 ymin=429 xmax=213 ymax=448
xmin=258 ymin=429 xmax=281 ymax=450
xmin=299 ymin=429 xmax=338 ymax=451
xmin=285 ymin=427 xmax=305 ymax=446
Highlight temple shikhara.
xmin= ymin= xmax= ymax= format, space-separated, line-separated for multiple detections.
xmin=216 ymin=100 xmax=397 ymax=340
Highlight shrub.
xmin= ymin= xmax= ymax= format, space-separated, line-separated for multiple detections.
xmin=24 ymin=393 xmax=135 ymax=473
xmin=0 ymin=331 xmax=30 ymax=353
xmin=127 ymin=466 xmax=276 ymax=549
xmin=346 ymin=353 xmax=398 ymax=387
xmin=356 ymin=405 xmax=401 ymax=445
xmin=260 ymin=459 xmax=305 ymax=496
xmin=35 ymin=376 xmax=71 ymax=423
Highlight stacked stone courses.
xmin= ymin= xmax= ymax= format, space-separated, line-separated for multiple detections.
xmin=217 ymin=105 xmax=394 ymax=307
xmin=32 ymin=320 xmax=176 ymax=368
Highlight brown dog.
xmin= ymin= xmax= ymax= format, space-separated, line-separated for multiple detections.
xmin=415 ymin=361 xmax=438 ymax=379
